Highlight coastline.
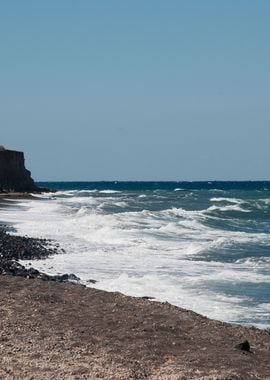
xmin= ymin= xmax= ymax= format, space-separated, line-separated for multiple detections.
xmin=0 ymin=192 xmax=34 ymax=196
xmin=0 ymin=192 xmax=39 ymax=200
xmin=0 ymin=196 xmax=270 ymax=378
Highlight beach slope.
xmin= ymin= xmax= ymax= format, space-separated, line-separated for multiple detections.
xmin=0 ymin=275 xmax=269 ymax=379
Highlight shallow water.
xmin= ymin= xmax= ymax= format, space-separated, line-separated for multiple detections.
xmin=1 ymin=181 xmax=270 ymax=327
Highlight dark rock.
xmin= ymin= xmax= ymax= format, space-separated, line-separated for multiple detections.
xmin=51 ymin=273 xmax=81 ymax=282
xmin=0 ymin=231 xmax=62 ymax=261
xmin=0 ymin=230 xmax=96 ymax=285
xmin=0 ymin=258 xmax=82 ymax=284
xmin=86 ymin=279 xmax=97 ymax=284
xmin=0 ymin=230 xmax=78 ymax=284
xmin=0 ymin=147 xmax=51 ymax=193
xmin=141 ymin=296 xmax=155 ymax=300
xmin=235 ymin=340 xmax=250 ymax=352
xmin=0 ymin=148 xmax=38 ymax=192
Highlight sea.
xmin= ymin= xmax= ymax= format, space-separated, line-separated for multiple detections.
xmin=1 ymin=181 xmax=270 ymax=328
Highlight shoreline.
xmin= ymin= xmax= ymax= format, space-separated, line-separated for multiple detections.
xmin=0 ymin=197 xmax=270 ymax=378
xmin=0 ymin=192 xmax=40 ymax=200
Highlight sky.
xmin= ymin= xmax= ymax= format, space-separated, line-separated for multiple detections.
xmin=1 ymin=1 xmax=270 ymax=181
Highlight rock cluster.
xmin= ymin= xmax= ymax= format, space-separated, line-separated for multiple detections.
xmin=0 ymin=230 xmax=60 ymax=260
xmin=0 ymin=229 xmax=91 ymax=283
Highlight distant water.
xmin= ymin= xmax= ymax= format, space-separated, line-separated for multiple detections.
xmin=1 ymin=181 xmax=270 ymax=328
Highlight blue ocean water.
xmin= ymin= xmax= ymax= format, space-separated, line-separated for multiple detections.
xmin=2 ymin=181 xmax=270 ymax=327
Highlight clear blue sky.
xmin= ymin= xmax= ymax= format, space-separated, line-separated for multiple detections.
xmin=1 ymin=1 xmax=269 ymax=181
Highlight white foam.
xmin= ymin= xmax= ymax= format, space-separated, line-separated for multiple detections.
xmin=210 ymin=197 xmax=243 ymax=204
xmin=206 ymin=204 xmax=250 ymax=213
xmin=99 ymin=190 xmax=121 ymax=194
xmin=98 ymin=200 xmax=128 ymax=209
xmin=77 ymin=189 xmax=98 ymax=194
xmin=163 ymin=207 xmax=203 ymax=219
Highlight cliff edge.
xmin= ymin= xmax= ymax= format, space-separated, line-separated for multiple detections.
xmin=0 ymin=146 xmax=39 ymax=192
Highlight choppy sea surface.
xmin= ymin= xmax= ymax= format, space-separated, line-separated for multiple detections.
xmin=1 ymin=181 xmax=270 ymax=328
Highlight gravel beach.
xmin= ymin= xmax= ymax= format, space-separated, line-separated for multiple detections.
xmin=0 ymin=275 xmax=270 ymax=379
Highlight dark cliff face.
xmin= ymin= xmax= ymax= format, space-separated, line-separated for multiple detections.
xmin=0 ymin=149 xmax=38 ymax=192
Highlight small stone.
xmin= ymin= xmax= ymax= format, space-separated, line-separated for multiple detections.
xmin=141 ymin=296 xmax=155 ymax=300
xmin=86 ymin=279 xmax=97 ymax=284
xmin=235 ymin=340 xmax=250 ymax=352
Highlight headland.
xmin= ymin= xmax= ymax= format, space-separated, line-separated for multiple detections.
xmin=0 ymin=146 xmax=49 ymax=194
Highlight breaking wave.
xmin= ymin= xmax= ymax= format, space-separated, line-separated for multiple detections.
xmin=2 ymin=184 xmax=270 ymax=328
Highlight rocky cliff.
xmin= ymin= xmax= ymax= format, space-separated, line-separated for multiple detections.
xmin=0 ymin=147 xmax=39 ymax=192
